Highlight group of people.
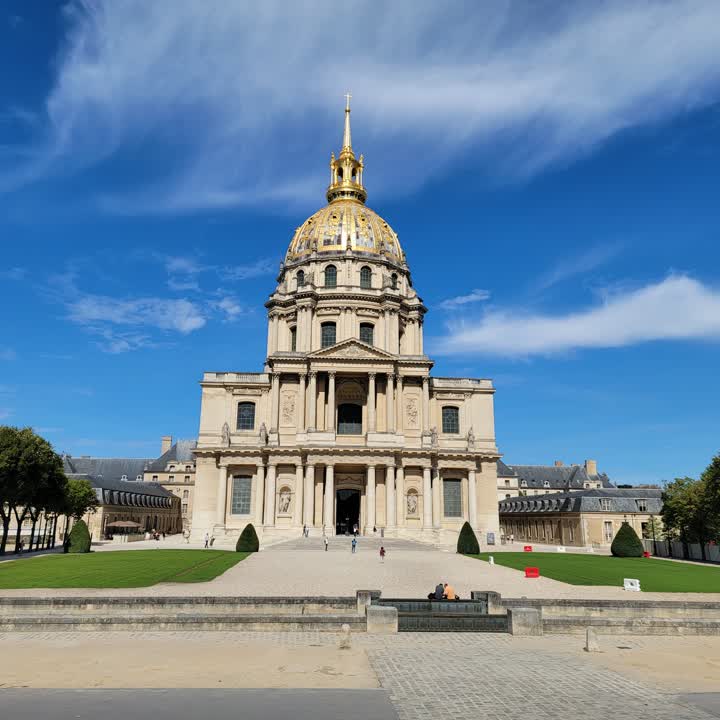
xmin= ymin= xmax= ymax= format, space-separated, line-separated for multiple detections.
xmin=428 ymin=582 xmax=458 ymax=600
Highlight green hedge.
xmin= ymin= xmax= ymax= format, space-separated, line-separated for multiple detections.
xmin=457 ymin=521 xmax=480 ymax=554
xmin=611 ymin=522 xmax=644 ymax=557
xmin=68 ymin=519 xmax=91 ymax=553
xmin=236 ymin=523 xmax=259 ymax=552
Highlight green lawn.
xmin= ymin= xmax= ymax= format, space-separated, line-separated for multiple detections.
xmin=0 ymin=550 xmax=249 ymax=589
xmin=473 ymin=552 xmax=720 ymax=593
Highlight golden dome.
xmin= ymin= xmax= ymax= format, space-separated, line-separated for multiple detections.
xmin=286 ymin=199 xmax=404 ymax=262
xmin=286 ymin=95 xmax=404 ymax=264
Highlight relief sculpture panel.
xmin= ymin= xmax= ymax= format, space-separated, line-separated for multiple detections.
xmin=281 ymin=392 xmax=296 ymax=427
xmin=405 ymin=395 xmax=419 ymax=429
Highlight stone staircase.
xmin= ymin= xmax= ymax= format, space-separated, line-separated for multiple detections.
xmin=267 ymin=536 xmax=431 ymax=552
xmin=376 ymin=598 xmax=510 ymax=633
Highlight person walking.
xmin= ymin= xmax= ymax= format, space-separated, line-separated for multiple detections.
xmin=303 ymin=524 xmax=307 ymax=538
xmin=324 ymin=535 xmax=329 ymax=552
xmin=379 ymin=545 xmax=386 ymax=563
xmin=204 ymin=532 xmax=210 ymax=549
xmin=351 ymin=537 xmax=357 ymax=554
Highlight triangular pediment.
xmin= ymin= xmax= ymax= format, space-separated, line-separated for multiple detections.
xmin=308 ymin=339 xmax=396 ymax=361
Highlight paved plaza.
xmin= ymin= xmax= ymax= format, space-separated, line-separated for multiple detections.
xmin=2 ymin=535 xmax=718 ymax=602
xmin=1 ymin=631 xmax=719 ymax=719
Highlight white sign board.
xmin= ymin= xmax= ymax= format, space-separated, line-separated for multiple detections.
xmin=623 ymin=578 xmax=641 ymax=592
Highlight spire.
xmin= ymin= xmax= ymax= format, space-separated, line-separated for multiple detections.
xmin=342 ymin=92 xmax=352 ymax=150
xmin=327 ymin=94 xmax=366 ymax=204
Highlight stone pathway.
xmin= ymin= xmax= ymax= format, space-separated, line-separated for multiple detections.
xmin=0 ymin=631 xmax=715 ymax=719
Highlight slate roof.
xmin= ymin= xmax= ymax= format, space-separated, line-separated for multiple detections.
xmin=63 ymin=456 xmax=150 ymax=483
xmin=506 ymin=463 xmax=614 ymax=491
xmin=145 ymin=439 xmax=197 ymax=472
xmin=499 ymin=487 xmax=662 ymax=515
xmin=64 ymin=471 xmax=173 ymax=498
xmin=496 ymin=459 xmax=517 ymax=478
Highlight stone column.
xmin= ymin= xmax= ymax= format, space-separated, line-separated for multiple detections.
xmin=468 ymin=469 xmax=478 ymax=529
xmin=366 ymin=465 xmax=376 ymax=531
xmin=323 ymin=464 xmax=334 ymax=533
xmin=264 ymin=462 xmax=277 ymax=526
xmin=422 ymin=376 xmax=430 ymax=433
xmin=386 ymin=373 xmax=395 ymax=433
xmin=432 ymin=466 xmax=441 ymax=528
xmin=395 ymin=465 xmax=405 ymax=527
xmin=298 ymin=373 xmax=307 ymax=432
xmin=385 ymin=463 xmax=396 ymax=529
xmin=255 ymin=463 xmax=265 ymax=525
xmin=396 ymin=375 xmax=403 ymax=432
xmin=326 ymin=371 xmax=336 ymax=432
xmin=294 ymin=463 xmax=304 ymax=526
xmin=270 ymin=372 xmax=281 ymax=433
xmin=423 ymin=466 xmax=432 ymax=529
xmin=307 ymin=371 xmax=317 ymax=431
xmin=368 ymin=372 xmax=377 ymax=432
xmin=216 ymin=464 xmax=228 ymax=526
xmin=303 ymin=464 xmax=315 ymax=527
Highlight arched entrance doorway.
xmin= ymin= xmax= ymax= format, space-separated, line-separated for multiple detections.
xmin=336 ymin=488 xmax=360 ymax=535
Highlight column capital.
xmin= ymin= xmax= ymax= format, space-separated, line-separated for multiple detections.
xmin=387 ymin=372 xmax=395 ymax=381
xmin=271 ymin=371 xmax=281 ymax=379
xmin=298 ymin=371 xmax=307 ymax=379
xmin=308 ymin=370 xmax=318 ymax=378
xmin=328 ymin=370 xmax=337 ymax=377
xmin=368 ymin=371 xmax=377 ymax=379
xmin=422 ymin=376 xmax=429 ymax=387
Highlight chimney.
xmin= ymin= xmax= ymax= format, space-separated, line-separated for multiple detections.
xmin=554 ymin=460 xmax=563 ymax=467
xmin=161 ymin=435 xmax=173 ymax=454
xmin=585 ymin=459 xmax=597 ymax=476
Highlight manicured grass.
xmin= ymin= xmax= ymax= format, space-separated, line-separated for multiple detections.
xmin=472 ymin=552 xmax=720 ymax=593
xmin=0 ymin=550 xmax=249 ymax=589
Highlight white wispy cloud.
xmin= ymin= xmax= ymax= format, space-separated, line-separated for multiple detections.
xmin=213 ymin=296 xmax=245 ymax=321
xmin=3 ymin=1 xmax=720 ymax=211
xmin=533 ymin=243 xmax=623 ymax=292
xmin=439 ymin=289 xmax=491 ymax=311
xmin=161 ymin=254 xmax=274 ymax=291
xmin=220 ymin=259 xmax=277 ymax=281
xmin=432 ymin=274 xmax=720 ymax=357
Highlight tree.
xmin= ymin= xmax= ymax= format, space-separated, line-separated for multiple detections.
xmin=236 ymin=523 xmax=259 ymax=552
xmin=610 ymin=522 xmax=644 ymax=557
xmin=661 ymin=476 xmax=717 ymax=554
xmin=456 ymin=521 xmax=480 ymax=555
xmin=701 ymin=452 xmax=720 ymax=523
xmin=68 ymin=518 xmax=91 ymax=553
xmin=0 ymin=426 xmax=67 ymax=554
xmin=64 ymin=477 xmax=99 ymax=520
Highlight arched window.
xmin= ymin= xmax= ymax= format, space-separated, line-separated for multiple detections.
xmin=391 ymin=273 xmax=398 ymax=290
xmin=337 ymin=403 xmax=362 ymax=435
xmin=290 ymin=326 xmax=297 ymax=352
xmin=324 ymin=264 xmax=337 ymax=288
xmin=441 ymin=406 xmax=459 ymax=434
xmin=236 ymin=402 xmax=255 ymax=431
xmin=360 ymin=266 xmax=372 ymax=289
xmin=321 ymin=322 xmax=336 ymax=348
xmin=182 ymin=490 xmax=189 ymax=499
xmin=296 ymin=270 xmax=305 ymax=288
xmin=359 ymin=322 xmax=374 ymax=346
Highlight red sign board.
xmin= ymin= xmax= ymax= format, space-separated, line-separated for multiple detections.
xmin=525 ymin=567 xmax=540 ymax=578
xmin=523 ymin=545 xmax=533 ymax=552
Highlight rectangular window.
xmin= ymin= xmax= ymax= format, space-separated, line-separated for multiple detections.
xmin=231 ymin=476 xmax=252 ymax=515
xmin=184 ymin=475 xmax=190 ymax=482
xmin=152 ymin=475 xmax=158 ymax=481
xmin=443 ymin=478 xmax=462 ymax=518
xmin=599 ymin=498 xmax=611 ymax=511
xmin=321 ymin=322 xmax=336 ymax=348
xmin=504 ymin=479 xmax=510 ymax=486
xmin=603 ymin=521 xmax=613 ymax=542
xmin=441 ymin=406 xmax=460 ymax=434
xmin=636 ymin=499 xmax=647 ymax=512
xmin=168 ymin=475 xmax=174 ymax=482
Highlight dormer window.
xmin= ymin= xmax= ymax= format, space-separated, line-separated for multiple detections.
xmin=543 ymin=480 xmax=550 ymax=488
xmin=121 ymin=475 xmax=128 ymax=481
xmin=520 ymin=480 xmax=527 ymax=488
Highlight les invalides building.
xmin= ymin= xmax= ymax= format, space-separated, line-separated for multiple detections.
xmin=191 ymin=100 xmax=501 ymax=544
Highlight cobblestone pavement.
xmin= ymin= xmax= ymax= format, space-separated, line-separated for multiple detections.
xmin=0 ymin=631 xmax=715 ymax=719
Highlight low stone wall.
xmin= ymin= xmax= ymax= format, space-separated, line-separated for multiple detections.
xmin=472 ymin=591 xmax=720 ymax=636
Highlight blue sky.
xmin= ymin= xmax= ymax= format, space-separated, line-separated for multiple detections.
xmin=1 ymin=1 xmax=719 ymax=484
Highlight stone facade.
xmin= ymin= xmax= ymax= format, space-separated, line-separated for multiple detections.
xmin=191 ymin=101 xmax=500 ymax=544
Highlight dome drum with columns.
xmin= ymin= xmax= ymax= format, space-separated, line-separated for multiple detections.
xmin=191 ymin=98 xmax=501 ymax=546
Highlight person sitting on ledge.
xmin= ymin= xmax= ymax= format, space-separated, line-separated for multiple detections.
xmin=427 ymin=582 xmax=445 ymax=600
xmin=443 ymin=583 xmax=457 ymax=601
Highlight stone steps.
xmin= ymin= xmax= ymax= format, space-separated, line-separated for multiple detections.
xmin=0 ymin=613 xmax=366 ymax=633
xmin=397 ymin=612 xmax=509 ymax=633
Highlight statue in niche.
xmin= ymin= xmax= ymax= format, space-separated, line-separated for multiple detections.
xmin=278 ymin=488 xmax=292 ymax=514
xmin=467 ymin=426 xmax=476 ymax=451
xmin=221 ymin=421 xmax=231 ymax=447
xmin=258 ymin=422 xmax=268 ymax=446
xmin=406 ymin=492 xmax=418 ymax=517
xmin=430 ymin=426 xmax=438 ymax=448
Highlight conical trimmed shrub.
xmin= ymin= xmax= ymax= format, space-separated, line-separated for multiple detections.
xmin=236 ymin=523 xmax=259 ymax=552
xmin=68 ymin=519 xmax=91 ymax=553
xmin=611 ymin=522 xmax=644 ymax=557
xmin=457 ymin=521 xmax=480 ymax=555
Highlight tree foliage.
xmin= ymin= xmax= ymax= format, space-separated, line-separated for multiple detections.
xmin=661 ymin=476 xmax=717 ymax=544
xmin=236 ymin=523 xmax=259 ymax=552
xmin=68 ymin=518 xmax=91 ymax=553
xmin=610 ymin=522 xmax=644 ymax=557
xmin=0 ymin=426 xmax=68 ymax=554
xmin=457 ymin=521 xmax=480 ymax=554
xmin=64 ymin=478 xmax=99 ymax=520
